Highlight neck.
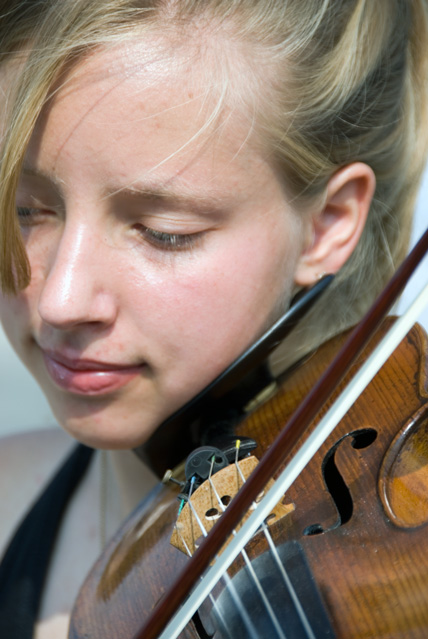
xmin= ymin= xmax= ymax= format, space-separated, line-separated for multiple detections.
xmin=100 ymin=449 xmax=159 ymax=544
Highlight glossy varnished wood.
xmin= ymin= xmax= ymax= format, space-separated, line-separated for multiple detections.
xmin=69 ymin=322 xmax=428 ymax=639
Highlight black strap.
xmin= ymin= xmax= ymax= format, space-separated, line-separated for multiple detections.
xmin=0 ymin=443 xmax=94 ymax=638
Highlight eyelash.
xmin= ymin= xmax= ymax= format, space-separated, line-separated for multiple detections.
xmin=16 ymin=206 xmax=39 ymax=220
xmin=16 ymin=207 xmax=201 ymax=252
xmin=134 ymin=225 xmax=200 ymax=251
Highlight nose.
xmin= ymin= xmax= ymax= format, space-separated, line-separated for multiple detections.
xmin=38 ymin=221 xmax=118 ymax=330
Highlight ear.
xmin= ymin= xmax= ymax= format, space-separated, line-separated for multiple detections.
xmin=294 ymin=162 xmax=376 ymax=287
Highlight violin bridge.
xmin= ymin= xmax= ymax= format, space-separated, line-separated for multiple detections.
xmin=170 ymin=455 xmax=294 ymax=556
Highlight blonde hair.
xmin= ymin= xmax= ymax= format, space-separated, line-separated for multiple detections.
xmin=1 ymin=0 xmax=428 ymax=357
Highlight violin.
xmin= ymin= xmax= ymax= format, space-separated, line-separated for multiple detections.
xmin=69 ymin=231 xmax=428 ymax=639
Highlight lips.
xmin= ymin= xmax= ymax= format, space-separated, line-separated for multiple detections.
xmin=42 ymin=350 xmax=143 ymax=395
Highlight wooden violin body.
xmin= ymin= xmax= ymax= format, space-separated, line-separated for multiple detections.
xmin=69 ymin=321 xmax=428 ymax=639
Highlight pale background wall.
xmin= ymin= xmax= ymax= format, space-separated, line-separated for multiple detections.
xmin=0 ymin=327 xmax=56 ymax=436
xmin=0 ymin=170 xmax=427 ymax=438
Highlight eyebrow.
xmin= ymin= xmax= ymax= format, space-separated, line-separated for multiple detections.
xmin=108 ymin=183 xmax=227 ymax=214
xmin=20 ymin=164 xmax=228 ymax=214
xmin=20 ymin=164 xmax=65 ymax=192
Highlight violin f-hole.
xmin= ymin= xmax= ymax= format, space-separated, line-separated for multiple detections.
xmin=303 ymin=428 xmax=377 ymax=536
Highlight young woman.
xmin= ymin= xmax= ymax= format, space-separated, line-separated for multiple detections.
xmin=0 ymin=1 xmax=427 ymax=637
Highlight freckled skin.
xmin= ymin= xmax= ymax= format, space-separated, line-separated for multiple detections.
xmin=0 ymin=39 xmax=306 ymax=450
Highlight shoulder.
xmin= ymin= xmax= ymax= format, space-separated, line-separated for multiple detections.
xmin=0 ymin=427 xmax=76 ymax=555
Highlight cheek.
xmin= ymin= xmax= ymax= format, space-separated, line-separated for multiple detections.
xmin=0 ymin=291 xmax=32 ymax=362
xmin=124 ymin=230 xmax=296 ymax=358
xmin=0 ymin=238 xmax=53 ymax=355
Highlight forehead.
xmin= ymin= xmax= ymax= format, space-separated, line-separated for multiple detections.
xmin=25 ymin=37 xmax=272 ymax=200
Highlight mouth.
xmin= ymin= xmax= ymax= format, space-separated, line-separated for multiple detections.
xmin=41 ymin=350 xmax=143 ymax=395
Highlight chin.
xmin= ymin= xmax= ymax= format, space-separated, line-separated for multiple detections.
xmin=68 ymin=423 xmax=154 ymax=451
xmin=41 ymin=383 xmax=163 ymax=451
xmin=52 ymin=408 xmax=158 ymax=451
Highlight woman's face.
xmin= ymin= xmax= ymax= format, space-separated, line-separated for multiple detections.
xmin=0 ymin=41 xmax=307 ymax=449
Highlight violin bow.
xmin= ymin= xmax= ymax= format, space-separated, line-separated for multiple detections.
xmin=135 ymin=226 xmax=428 ymax=639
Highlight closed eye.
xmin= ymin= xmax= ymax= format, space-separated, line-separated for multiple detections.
xmin=17 ymin=206 xmax=36 ymax=218
xmin=133 ymin=224 xmax=203 ymax=251
xmin=16 ymin=206 xmax=54 ymax=224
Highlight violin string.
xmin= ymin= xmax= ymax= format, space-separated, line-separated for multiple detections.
xmin=175 ymin=521 xmax=237 ymax=639
xmin=186 ymin=480 xmax=260 ymax=639
xmin=176 ymin=526 xmax=193 ymax=559
xmin=186 ymin=476 xmax=201 ymax=556
xmin=187 ymin=483 xmax=209 ymax=539
xmin=233 ymin=445 xmax=316 ymax=639
xmin=216 ymin=573 xmax=260 ymax=639
xmin=207 ymin=456 xmax=263 ymax=639
xmin=208 ymin=454 xmax=288 ymax=639
xmin=262 ymin=526 xmax=316 ymax=639
xmin=182 ymin=477 xmax=231 ymax=631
